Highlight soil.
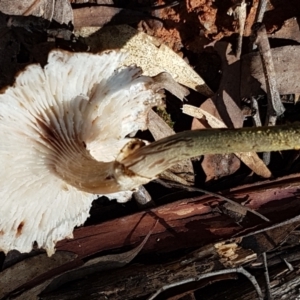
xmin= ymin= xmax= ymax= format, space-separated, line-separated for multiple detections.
xmin=138 ymin=0 xmax=300 ymax=54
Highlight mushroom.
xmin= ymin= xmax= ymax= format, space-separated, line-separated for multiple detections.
xmin=0 ymin=49 xmax=163 ymax=256
xmin=1 ymin=49 xmax=300 ymax=256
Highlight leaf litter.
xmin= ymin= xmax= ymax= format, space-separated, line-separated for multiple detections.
xmin=1 ymin=0 xmax=300 ymax=299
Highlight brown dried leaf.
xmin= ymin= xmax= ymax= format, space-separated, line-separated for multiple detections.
xmin=241 ymin=45 xmax=300 ymax=98
xmin=151 ymin=72 xmax=189 ymax=101
xmin=0 ymin=0 xmax=73 ymax=24
xmin=73 ymin=7 xmax=122 ymax=28
xmin=81 ymin=25 xmax=213 ymax=97
xmin=0 ymin=251 xmax=77 ymax=298
xmin=6 ymin=223 xmax=156 ymax=299
xmin=269 ymin=18 xmax=300 ymax=43
xmin=39 ymin=222 xmax=156 ymax=296
xmin=203 ymin=153 xmax=240 ymax=182
xmin=188 ymin=101 xmax=240 ymax=180
xmin=244 ymin=0 xmax=259 ymax=36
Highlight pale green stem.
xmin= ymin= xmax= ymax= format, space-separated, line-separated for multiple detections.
xmin=121 ymin=124 xmax=300 ymax=180
xmin=57 ymin=124 xmax=300 ymax=194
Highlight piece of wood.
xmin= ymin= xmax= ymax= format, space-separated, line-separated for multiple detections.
xmin=39 ymin=258 xmax=215 ymax=299
xmin=57 ymin=173 xmax=300 ymax=258
xmin=4 ymin=173 xmax=300 ymax=298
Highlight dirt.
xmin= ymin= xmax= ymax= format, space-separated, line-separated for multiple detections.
xmin=138 ymin=0 xmax=300 ymax=53
xmin=142 ymin=0 xmax=237 ymax=53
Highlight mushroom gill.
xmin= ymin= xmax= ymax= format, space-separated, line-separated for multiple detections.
xmin=0 ymin=50 xmax=163 ymax=255
xmin=1 ymin=49 xmax=300 ymax=256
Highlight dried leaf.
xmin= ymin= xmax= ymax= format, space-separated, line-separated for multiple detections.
xmin=241 ymin=45 xmax=300 ymax=98
xmin=0 ymin=0 xmax=73 ymax=24
xmin=81 ymin=25 xmax=213 ymax=97
xmin=269 ymin=18 xmax=300 ymax=43
xmin=40 ymin=222 xmax=156 ymax=295
xmin=0 ymin=251 xmax=77 ymax=299
xmin=188 ymin=100 xmax=241 ymax=181
xmin=4 ymin=223 xmax=156 ymax=299
xmin=220 ymin=201 xmax=248 ymax=223
xmin=151 ymin=72 xmax=189 ymax=101
xmin=244 ymin=0 xmax=259 ymax=36
xmin=183 ymin=104 xmax=226 ymax=128
xmin=203 ymin=154 xmax=240 ymax=181
xmin=184 ymin=104 xmax=272 ymax=178
xmin=73 ymin=7 xmax=122 ymax=28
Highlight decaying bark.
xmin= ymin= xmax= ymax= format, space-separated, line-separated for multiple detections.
xmin=40 ymin=241 xmax=300 ymax=300
xmin=3 ymin=173 xmax=300 ymax=299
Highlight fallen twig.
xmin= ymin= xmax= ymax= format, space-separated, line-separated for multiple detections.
xmin=228 ymin=0 xmax=247 ymax=59
xmin=155 ymin=179 xmax=270 ymax=222
xmin=252 ymin=23 xmax=285 ymax=164
xmin=252 ymin=23 xmax=285 ymax=121
xmin=251 ymin=96 xmax=262 ymax=127
xmin=147 ymin=267 xmax=263 ymax=300
xmin=255 ymin=0 xmax=268 ymax=23
xmin=263 ymin=252 xmax=273 ymax=300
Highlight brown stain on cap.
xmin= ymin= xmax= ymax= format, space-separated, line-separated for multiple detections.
xmin=16 ymin=221 xmax=25 ymax=237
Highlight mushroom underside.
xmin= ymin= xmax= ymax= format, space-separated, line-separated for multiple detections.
xmin=0 ymin=49 xmax=164 ymax=255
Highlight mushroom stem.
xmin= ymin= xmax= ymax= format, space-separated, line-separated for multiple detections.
xmin=121 ymin=124 xmax=300 ymax=180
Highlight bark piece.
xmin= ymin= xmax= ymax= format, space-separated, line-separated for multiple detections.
xmin=55 ymin=173 xmax=300 ymax=258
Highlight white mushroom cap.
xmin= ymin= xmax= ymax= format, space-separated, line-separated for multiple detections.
xmin=0 ymin=50 xmax=163 ymax=255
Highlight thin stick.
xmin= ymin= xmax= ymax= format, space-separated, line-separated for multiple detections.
xmin=147 ymin=267 xmax=263 ymax=300
xmin=228 ymin=1 xmax=247 ymax=59
xmin=252 ymin=23 xmax=285 ymax=120
xmin=251 ymin=97 xmax=262 ymax=127
xmin=252 ymin=23 xmax=285 ymax=165
xmin=156 ymin=179 xmax=270 ymax=222
xmin=263 ymin=252 xmax=273 ymax=300
xmin=255 ymin=0 xmax=268 ymax=23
